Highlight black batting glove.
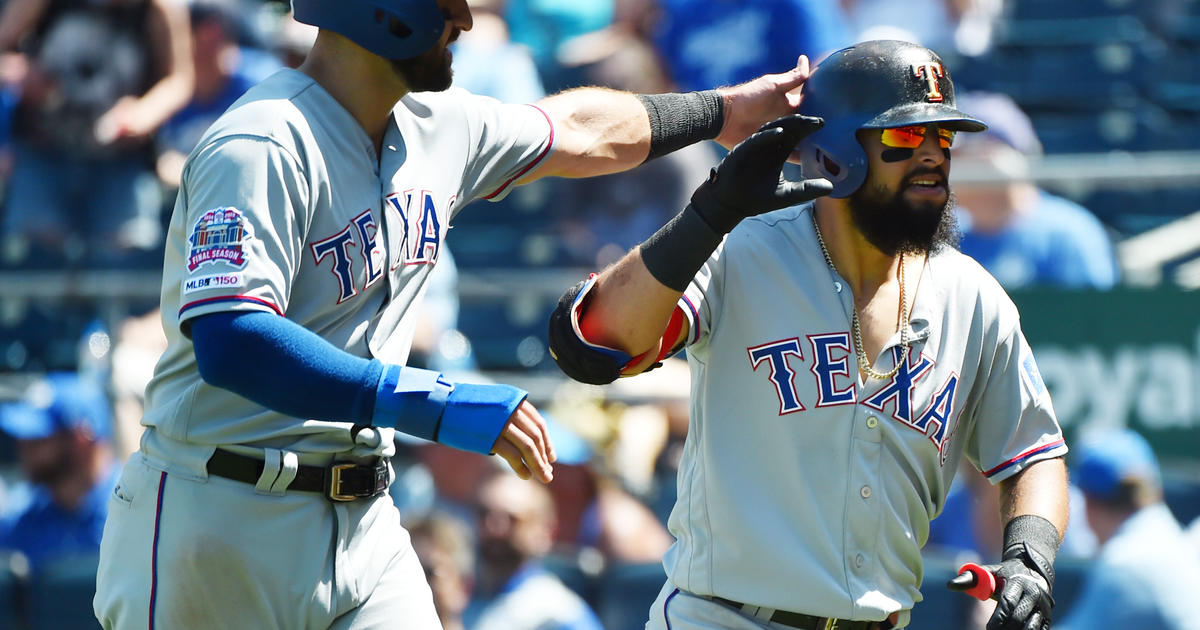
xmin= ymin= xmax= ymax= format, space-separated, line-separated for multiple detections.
xmin=986 ymin=515 xmax=1059 ymax=630
xmin=689 ymin=114 xmax=833 ymax=235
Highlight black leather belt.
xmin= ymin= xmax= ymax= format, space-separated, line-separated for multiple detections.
xmin=206 ymin=448 xmax=389 ymax=501
xmin=711 ymin=597 xmax=888 ymax=630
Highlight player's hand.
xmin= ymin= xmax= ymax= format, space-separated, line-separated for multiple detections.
xmin=690 ymin=114 xmax=833 ymax=234
xmin=984 ymin=554 xmax=1054 ymax=630
xmin=714 ymin=54 xmax=813 ymax=149
xmin=491 ymin=400 xmax=557 ymax=483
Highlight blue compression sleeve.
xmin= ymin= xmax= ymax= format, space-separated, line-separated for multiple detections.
xmin=191 ymin=311 xmax=381 ymax=423
xmin=191 ymin=312 xmax=528 ymax=453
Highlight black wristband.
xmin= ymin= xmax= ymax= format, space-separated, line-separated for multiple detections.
xmin=1002 ymin=514 xmax=1061 ymax=587
xmin=636 ymin=90 xmax=724 ymax=162
xmin=638 ymin=204 xmax=724 ymax=292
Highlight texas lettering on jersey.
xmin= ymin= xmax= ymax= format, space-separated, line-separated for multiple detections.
xmin=748 ymin=333 xmax=960 ymax=463
xmin=309 ymin=190 xmax=455 ymax=303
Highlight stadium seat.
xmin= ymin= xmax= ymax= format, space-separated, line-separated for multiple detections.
xmin=975 ymin=42 xmax=1157 ymax=110
xmin=1145 ymin=47 xmax=1200 ymax=111
xmin=1049 ymin=557 xmax=1091 ymax=612
xmin=0 ymin=553 xmax=27 ymax=630
xmin=596 ymin=562 xmax=665 ymax=630
xmin=1078 ymin=187 xmax=1199 ymax=235
xmin=1006 ymin=0 xmax=1154 ymax=21
xmin=541 ymin=551 xmax=602 ymax=609
xmin=996 ymin=15 xmax=1149 ymax=46
xmin=1165 ymin=475 xmax=1200 ymax=525
xmin=910 ymin=553 xmax=976 ymax=630
xmin=26 ymin=553 xmax=102 ymax=630
xmin=1030 ymin=105 xmax=1181 ymax=153
xmin=457 ymin=298 xmax=556 ymax=371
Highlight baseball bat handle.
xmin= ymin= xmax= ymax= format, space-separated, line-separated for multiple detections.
xmin=947 ymin=562 xmax=998 ymax=601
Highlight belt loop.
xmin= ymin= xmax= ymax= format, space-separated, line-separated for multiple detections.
xmin=750 ymin=606 xmax=773 ymax=624
xmin=269 ymin=450 xmax=299 ymax=494
xmin=254 ymin=448 xmax=285 ymax=496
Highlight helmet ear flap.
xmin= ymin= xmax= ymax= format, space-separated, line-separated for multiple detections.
xmin=800 ymin=139 xmax=867 ymax=199
xmin=816 ymin=148 xmax=843 ymax=179
xmin=802 ymin=144 xmax=847 ymax=186
xmin=374 ymin=8 xmax=415 ymax=38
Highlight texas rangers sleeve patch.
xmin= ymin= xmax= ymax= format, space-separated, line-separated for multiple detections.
xmin=187 ymin=206 xmax=254 ymax=271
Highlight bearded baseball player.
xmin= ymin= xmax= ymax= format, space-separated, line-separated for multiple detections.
xmin=91 ymin=0 xmax=818 ymax=627
xmin=549 ymin=40 xmax=1069 ymax=630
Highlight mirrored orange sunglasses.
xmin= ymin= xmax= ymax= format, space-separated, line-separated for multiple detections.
xmin=880 ymin=125 xmax=955 ymax=149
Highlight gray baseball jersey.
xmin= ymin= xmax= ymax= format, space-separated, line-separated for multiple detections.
xmin=662 ymin=204 xmax=1066 ymax=623
xmin=95 ymin=69 xmax=554 ymax=629
xmin=143 ymin=68 xmax=551 ymax=456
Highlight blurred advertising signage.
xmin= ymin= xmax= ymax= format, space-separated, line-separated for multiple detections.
xmin=1012 ymin=288 xmax=1200 ymax=462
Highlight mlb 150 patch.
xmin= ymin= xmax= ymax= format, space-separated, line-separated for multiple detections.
xmin=183 ymin=273 xmax=245 ymax=294
xmin=188 ymin=206 xmax=253 ymax=271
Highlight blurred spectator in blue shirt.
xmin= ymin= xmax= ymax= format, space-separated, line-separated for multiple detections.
xmin=652 ymin=0 xmax=849 ymax=93
xmin=156 ymin=0 xmax=280 ymax=189
xmin=953 ymin=92 xmax=1119 ymax=289
xmin=467 ymin=469 xmax=604 ymax=630
xmin=451 ymin=0 xmax=545 ymax=105
xmin=0 ymin=0 xmax=193 ymax=267
xmin=0 ymin=372 xmax=119 ymax=572
xmin=1057 ymin=429 xmax=1200 ymax=630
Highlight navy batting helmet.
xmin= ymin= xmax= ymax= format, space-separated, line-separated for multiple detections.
xmin=798 ymin=40 xmax=987 ymax=198
xmin=292 ymin=0 xmax=445 ymax=60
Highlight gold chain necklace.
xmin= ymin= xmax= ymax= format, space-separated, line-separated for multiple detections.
xmin=811 ymin=212 xmax=909 ymax=380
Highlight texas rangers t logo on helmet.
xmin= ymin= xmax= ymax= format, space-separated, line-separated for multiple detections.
xmin=911 ymin=62 xmax=945 ymax=102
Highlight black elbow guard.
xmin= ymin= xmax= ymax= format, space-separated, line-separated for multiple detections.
xmin=547 ymin=277 xmax=632 ymax=385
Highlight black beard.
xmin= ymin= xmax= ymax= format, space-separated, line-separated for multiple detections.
xmin=390 ymin=45 xmax=453 ymax=93
xmin=846 ymin=180 xmax=960 ymax=256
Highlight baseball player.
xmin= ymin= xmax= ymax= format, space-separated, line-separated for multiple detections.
xmin=548 ymin=40 xmax=1069 ymax=630
xmin=91 ymin=1 xmax=817 ymax=628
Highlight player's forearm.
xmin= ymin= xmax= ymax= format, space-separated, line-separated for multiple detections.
xmin=190 ymin=311 xmax=528 ymax=454
xmin=191 ymin=311 xmax=381 ymax=423
xmin=998 ymin=456 xmax=1069 ymax=538
xmin=579 ymin=250 xmax=683 ymax=356
xmin=535 ymin=87 xmax=652 ymax=178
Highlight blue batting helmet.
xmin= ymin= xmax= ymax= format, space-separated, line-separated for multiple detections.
xmin=798 ymin=40 xmax=987 ymax=198
xmin=292 ymin=0 xmax=445 ymax=60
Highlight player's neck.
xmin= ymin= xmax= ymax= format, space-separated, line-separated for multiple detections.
xmin=812 ymin=201 xmax=903 ymax=296
xmin=299 ymin=32 xmax=408 ymax=156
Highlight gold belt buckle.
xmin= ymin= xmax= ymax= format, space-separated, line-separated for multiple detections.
xmin=823 ymin=620 xmax=839 ymax=630
xmin=328 ymin=463 xmax=358 ymax=501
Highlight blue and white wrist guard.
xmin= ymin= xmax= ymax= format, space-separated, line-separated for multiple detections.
xmin=373 ymin=364 xmax=527 ymax=455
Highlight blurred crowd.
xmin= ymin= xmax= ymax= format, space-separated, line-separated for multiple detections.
xmin=4 ymin=365 xmax=1200 ymax=628
xmin=0 ymin=0 xmax=1124 ymax=279
xmin=0 ymin=0 xmax=1194 ymax=628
